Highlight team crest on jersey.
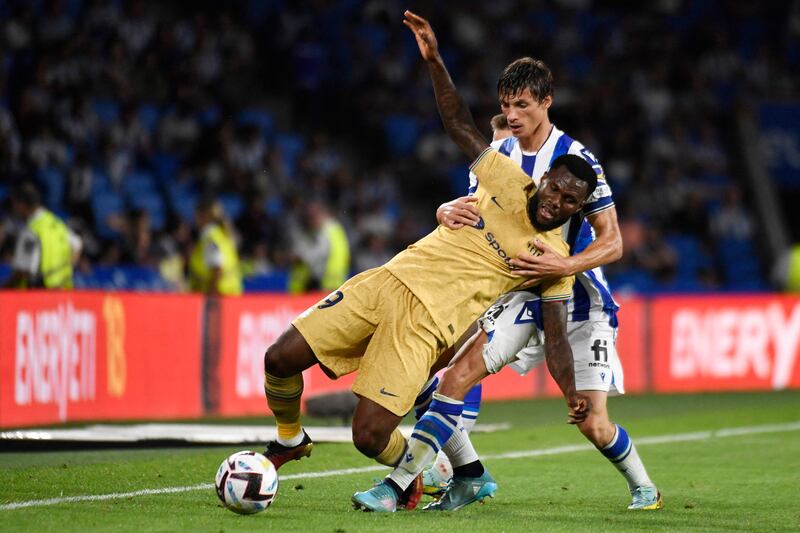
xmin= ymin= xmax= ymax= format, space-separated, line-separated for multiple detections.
xmin=526 ymin=240 xmax=543 ymax=256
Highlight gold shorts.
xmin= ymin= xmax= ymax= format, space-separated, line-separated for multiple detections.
xmin=292 ymin=267 xmax=446 ymax=416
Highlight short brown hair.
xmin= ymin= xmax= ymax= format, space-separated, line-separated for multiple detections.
xmin=497 ymin=57 xmax=553 ymax=102
xmin=490 ymin=114 xmax=508 ymax=132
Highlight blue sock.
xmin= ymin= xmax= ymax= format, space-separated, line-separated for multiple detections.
xmin=461 ymin=383 xmax=482 ymax=432
xmin=600 ymin=423 xmax=632 ymax=463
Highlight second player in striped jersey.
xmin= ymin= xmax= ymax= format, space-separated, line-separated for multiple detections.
xmin=426 ymin=46 xmax=661 ymax=510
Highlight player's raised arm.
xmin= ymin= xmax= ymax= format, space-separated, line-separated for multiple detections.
xmin=403 ymin=11 xmax=488 ymax=161
xmin=541 ymin=300 xmax=590 ymax=424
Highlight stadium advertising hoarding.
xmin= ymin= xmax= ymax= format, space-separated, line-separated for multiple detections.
xmin=2 ymin=291 xmax=799 ymax=428
xmin=651 ymin=295 xmax=800 ymax=392
xmin=0 ymin=291 xmax=204 ymax=428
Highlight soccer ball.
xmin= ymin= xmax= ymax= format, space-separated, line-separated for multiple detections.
xmin=215 ymin=451 xmax=279 ymax=514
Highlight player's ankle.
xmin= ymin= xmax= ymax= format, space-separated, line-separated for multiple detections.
xmin=384 ymin=477 xmax=404 ymax=499
xmin=453 ymin=460 xmax=484 ymax=478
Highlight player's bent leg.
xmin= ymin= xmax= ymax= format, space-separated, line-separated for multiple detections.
xmin=262 ymin=325 xmax=321 ymax=469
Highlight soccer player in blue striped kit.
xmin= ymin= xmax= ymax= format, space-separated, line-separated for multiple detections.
xmin=353 ymin=11 xmax=661 ymax=512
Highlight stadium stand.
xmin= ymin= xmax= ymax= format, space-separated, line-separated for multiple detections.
xmin=1 ymin=0 xmax=797 ymax=293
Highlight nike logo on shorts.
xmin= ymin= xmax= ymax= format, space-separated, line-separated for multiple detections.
xmin=379 ymin=387 xmax=399 ymax=397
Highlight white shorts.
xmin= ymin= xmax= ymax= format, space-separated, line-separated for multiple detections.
xmin=478 ymin=292 xmax=625 ymax=394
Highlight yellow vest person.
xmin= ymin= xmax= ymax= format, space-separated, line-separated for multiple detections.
xmin=288 ymin=200 xmax=350 ymax=294
xmin=5 ymin=182 xmax=76 ymax=289
xmin=189 ymin=199 xmax=242 ymax=296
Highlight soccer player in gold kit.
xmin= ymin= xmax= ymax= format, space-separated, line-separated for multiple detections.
xmin=260 ymin=10 xmax=598 ymax=509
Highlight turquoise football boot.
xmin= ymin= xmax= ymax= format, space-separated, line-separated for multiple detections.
xmin=423 ymin=470 xmax=497 ymax=511
xmin=628 ymin=486 xmax=663 ymax=510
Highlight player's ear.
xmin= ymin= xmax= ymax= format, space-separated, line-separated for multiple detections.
xmin=541 ymin=95 xmax=553 ymax=110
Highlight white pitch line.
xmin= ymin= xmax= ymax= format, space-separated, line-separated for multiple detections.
xmin=2 ymin=420 xmax=799 ymax=511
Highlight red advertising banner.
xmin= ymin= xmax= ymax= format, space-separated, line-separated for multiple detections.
xmin=0 ymin=291 xmax=204 ymax=428
xmin=651 ymin=295 xmax=800 ymax=392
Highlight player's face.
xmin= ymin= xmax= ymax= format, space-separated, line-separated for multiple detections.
xmin=528 ymin=167 xmax=588 ymax=231
xmin=499 ymin=88 xmax=551 ymax=140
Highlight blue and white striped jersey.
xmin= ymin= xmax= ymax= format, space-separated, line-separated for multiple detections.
xmin=467 ymin=125 xmax=619 ymax=326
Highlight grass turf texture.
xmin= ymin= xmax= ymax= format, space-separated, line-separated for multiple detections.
xmin=2 ymin=391 xmax=799 ymax=532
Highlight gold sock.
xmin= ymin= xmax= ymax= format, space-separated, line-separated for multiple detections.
xmin=374 ymin=428 xmax=407 ymax=467
xmin=264 ymin=372 xmax=304 ymax=441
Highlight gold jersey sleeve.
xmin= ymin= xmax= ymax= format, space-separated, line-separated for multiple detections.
xmin=385 ymin=148 xmax=574 ymax=346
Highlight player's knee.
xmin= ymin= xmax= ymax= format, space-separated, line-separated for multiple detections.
xmin=263 ymin=338 xmax=291 ymax=378
xmin=351 ymin=419 xmax=388 ymax=457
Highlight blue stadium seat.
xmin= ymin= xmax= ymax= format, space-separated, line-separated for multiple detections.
xmin=716 ymin=237 xmax=762 ymax=289
xmin=91 ymin=169 xmax=113 ymax=194
xmin=383 ymin=115 xmax=420 ymax=157
xmin=166 ymin=179 xmax=198 ymax=222
xmin=218 ymin=193 xmax=244 ymax=220
xmin=138 ymin=103 xmax=162 ymax=134
xmin=122 ymin=171 xmax=157 ymax=198
xmin=150 ymin=152 xmax=181 ymax=181
xmin=128 ymin=191 xmax=167 ymax=231
xmin=74 ymin=265 xmax=172 ymax=291
xmin=92 ymin=98 xmax=120 ymax=126
xmin=607 ymin=268 xmax=656 ymax=294
xmin=238 ymin=108 xmax=275 ymax=140
xmin=36 ymin=167 xmax=65 ymax=210
xmin=664 ymin=233 xmax=711 ymax=281
xmin=243 ymin=271 xmax=289 ymax=292
xmin=91 ymin=190 xmax=124 ymax=239
xmin=198 ymin=106 xmax=221 ymax=127
xmin=274 ymin=133 xmax=305 ymax=173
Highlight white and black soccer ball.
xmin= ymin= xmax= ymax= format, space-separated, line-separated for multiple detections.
xmin=215 ymin=451 xmax=278 ymax=514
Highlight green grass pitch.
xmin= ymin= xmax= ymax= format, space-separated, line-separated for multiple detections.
xmin=2 ymin=391 xmax=799 ymax=532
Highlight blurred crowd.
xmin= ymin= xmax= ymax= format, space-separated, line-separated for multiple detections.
xmin=1 ymin=0 xmax=798 ymax=292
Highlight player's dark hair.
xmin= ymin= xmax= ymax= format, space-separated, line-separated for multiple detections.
xmin=497 ymin=57 xmax=553 ymax=102
xmin=490 ymin=113 xmax=508 ymax=131
xmin=10 ymin=181 xmax=41 ymax=207
xmin=549 ymin=154 xmax=597 ymax=197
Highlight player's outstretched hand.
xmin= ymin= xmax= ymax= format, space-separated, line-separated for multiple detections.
xmin=437 ymin=196 xmax=481 ymax=229
xmin=511 ymin=239 xmax=572 ymax=286
xmin=403 ymin=10 xmax=440 ymax=62
xmin=567 ymin=393 xmax=591 ymax=425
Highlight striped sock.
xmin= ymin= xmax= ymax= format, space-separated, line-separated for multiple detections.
xmin=414 ymin=376 xmax=439 ymax=420
xmin=600 ymin=424 xmax=654 ymax=492
xmin=264 ymin=372 xmax=304 ymax=446
xmin=437 ymin=383 xmax=481 ymax=470
xmin=389 ymin=393 xmax=463 ymax=490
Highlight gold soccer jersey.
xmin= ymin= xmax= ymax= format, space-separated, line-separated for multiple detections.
xmin=385 ymin=148 xmax=574 ymax=345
